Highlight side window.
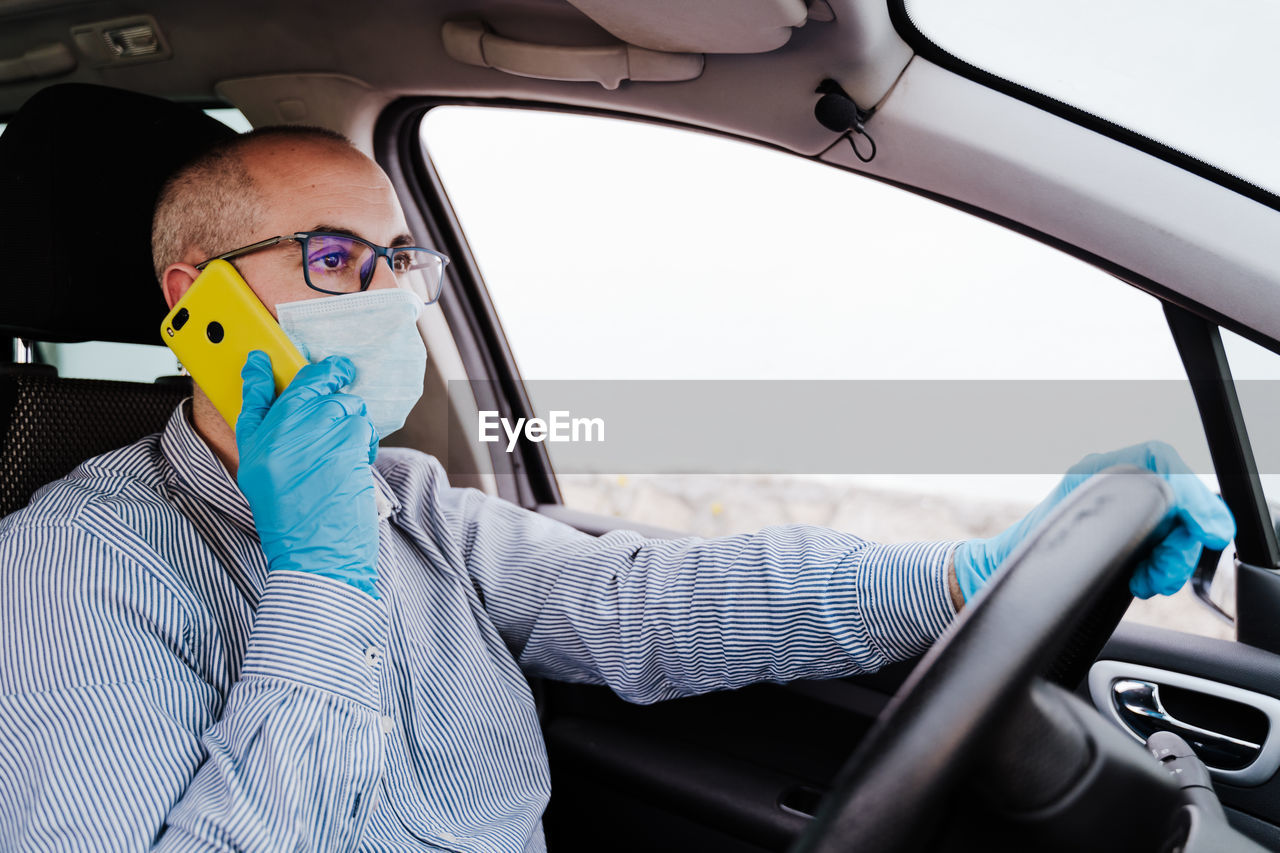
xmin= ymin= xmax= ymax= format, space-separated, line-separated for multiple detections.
xmin=11 ymin=106 xmax=253 ymax=382
xmin=422 ymin=106 xmax=1228 ymax=640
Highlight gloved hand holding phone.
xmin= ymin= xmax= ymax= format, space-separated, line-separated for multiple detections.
xmin=235 ymin=350 xmax=382 ymax=598
xmin=953 ymin=441 xmax=1236 ymax=604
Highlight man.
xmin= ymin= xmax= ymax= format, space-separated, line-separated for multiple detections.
xmin=0 ymin=126 xmax=1233 ymax=851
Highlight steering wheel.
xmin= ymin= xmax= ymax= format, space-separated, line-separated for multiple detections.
xmin=791 ymin=467 xmax=1189 ymax=852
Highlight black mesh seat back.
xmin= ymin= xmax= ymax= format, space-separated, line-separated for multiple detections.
xmin=0 ymin=84 xmax=236 ymax=517
xmin=0 ymin=368 xmax=192 ymax=516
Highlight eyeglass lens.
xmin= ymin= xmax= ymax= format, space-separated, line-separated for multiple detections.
xmin=304 ymin=234 xmax=444 ymax=302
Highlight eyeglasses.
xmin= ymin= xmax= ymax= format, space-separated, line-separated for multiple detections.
xmin=195 ymin=231 xmax=449 ymax=304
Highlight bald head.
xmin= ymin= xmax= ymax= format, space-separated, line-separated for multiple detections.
xmin=150 ymin=125 xmax=357 ymax=282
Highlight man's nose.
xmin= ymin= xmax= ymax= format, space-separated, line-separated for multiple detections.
xmin=367 ymin=256 xmax=399 ymax=291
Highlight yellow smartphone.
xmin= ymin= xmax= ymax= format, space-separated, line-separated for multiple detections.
xmin=160 ymin=259 xmax=309 ymax=428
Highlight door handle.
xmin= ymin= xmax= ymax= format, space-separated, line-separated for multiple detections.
xmin=1090 ymin=661 xmax=1280 ymax=786
xmin=1113 ymin=679 xmax=1261 ymax=769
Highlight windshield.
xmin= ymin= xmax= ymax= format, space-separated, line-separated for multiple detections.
xmin=904 ymin=0 xmax=1280 ymax=198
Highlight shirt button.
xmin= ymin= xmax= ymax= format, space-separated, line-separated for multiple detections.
xmin=379 ymin=715 xmax=396 ymax=734
xmin=364 ymin=647 xmax=382 ymax=667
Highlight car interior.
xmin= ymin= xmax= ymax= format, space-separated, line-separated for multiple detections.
xmin=4 ymin=0 xmax=1280 ymax=851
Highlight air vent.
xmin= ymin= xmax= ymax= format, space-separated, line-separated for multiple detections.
xmin=71 ymin=15 xmax=171 ymax=67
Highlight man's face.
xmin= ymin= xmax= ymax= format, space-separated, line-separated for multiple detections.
xmin=229 ymin=140 xmax=414 ymax=318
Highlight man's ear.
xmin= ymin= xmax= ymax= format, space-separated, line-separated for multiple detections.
xmin=161 ymin=263 xmax=200 ymax=310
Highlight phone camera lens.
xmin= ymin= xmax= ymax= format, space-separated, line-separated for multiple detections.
xmin=172 ymin=308 xmax=189 ymax=331
xmin=206 ymin=321 xmax=224 ymax=344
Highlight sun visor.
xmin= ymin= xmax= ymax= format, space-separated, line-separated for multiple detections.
xmin=442 ymin=20 xmax=704 ymax=90
xmin=442 ymin=0 xmax=834 ymax=89
xmin=565 ymin=0 xmax=828 ymax=54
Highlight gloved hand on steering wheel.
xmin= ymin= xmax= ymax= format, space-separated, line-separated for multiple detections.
xmin=953 ymin=441 xmax=1235 ymax=603
xmin=235 ymin=351 xmax=382 ymax=598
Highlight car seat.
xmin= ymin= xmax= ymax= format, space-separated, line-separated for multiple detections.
xmin=0 ymin=83 xmax=236 ymax=516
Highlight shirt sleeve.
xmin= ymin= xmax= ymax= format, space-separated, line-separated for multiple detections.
xmin=0 ymin=519 xmax=388 ymax=852
xmin=425 ymin=460 xmax=959 ymax=705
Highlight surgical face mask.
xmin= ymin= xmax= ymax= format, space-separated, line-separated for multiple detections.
xmin=276 ymin=288 xmax=426 ymax=439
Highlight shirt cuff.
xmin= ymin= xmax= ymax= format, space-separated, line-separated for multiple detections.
xmin=853 ymin=540 xmax=959 ymax=664
xmin=241 ymin=570 xmax=390 ymax=709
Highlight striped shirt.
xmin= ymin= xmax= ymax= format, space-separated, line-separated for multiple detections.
xmin=0 ymin=401 xmax=957 ymax=851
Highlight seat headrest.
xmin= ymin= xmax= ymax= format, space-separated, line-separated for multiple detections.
xmin=0 ymin=83 xmax=237 ymax=346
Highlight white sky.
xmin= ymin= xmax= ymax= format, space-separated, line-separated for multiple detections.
xmin=423 ymin=107 xmax=1192 ymax=382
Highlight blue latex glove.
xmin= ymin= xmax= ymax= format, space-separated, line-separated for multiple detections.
xmin=953 ymin=441 xmax=1235 ymax=603
xmin=235 ymin=351 xmax=382 ymax=598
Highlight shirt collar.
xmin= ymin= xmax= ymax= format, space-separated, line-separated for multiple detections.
xmin=159 ymin=399 xmax=401 ymax=530
xmin=160 ymin=399 xmax=257 ymax=534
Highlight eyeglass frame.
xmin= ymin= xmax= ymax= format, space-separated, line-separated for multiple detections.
xmin=194 ymin=231 xmax=450 ymax=304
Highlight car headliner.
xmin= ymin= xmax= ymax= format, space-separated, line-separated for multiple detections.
xmin=0 ymin=0 xmax=894 ymax=154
